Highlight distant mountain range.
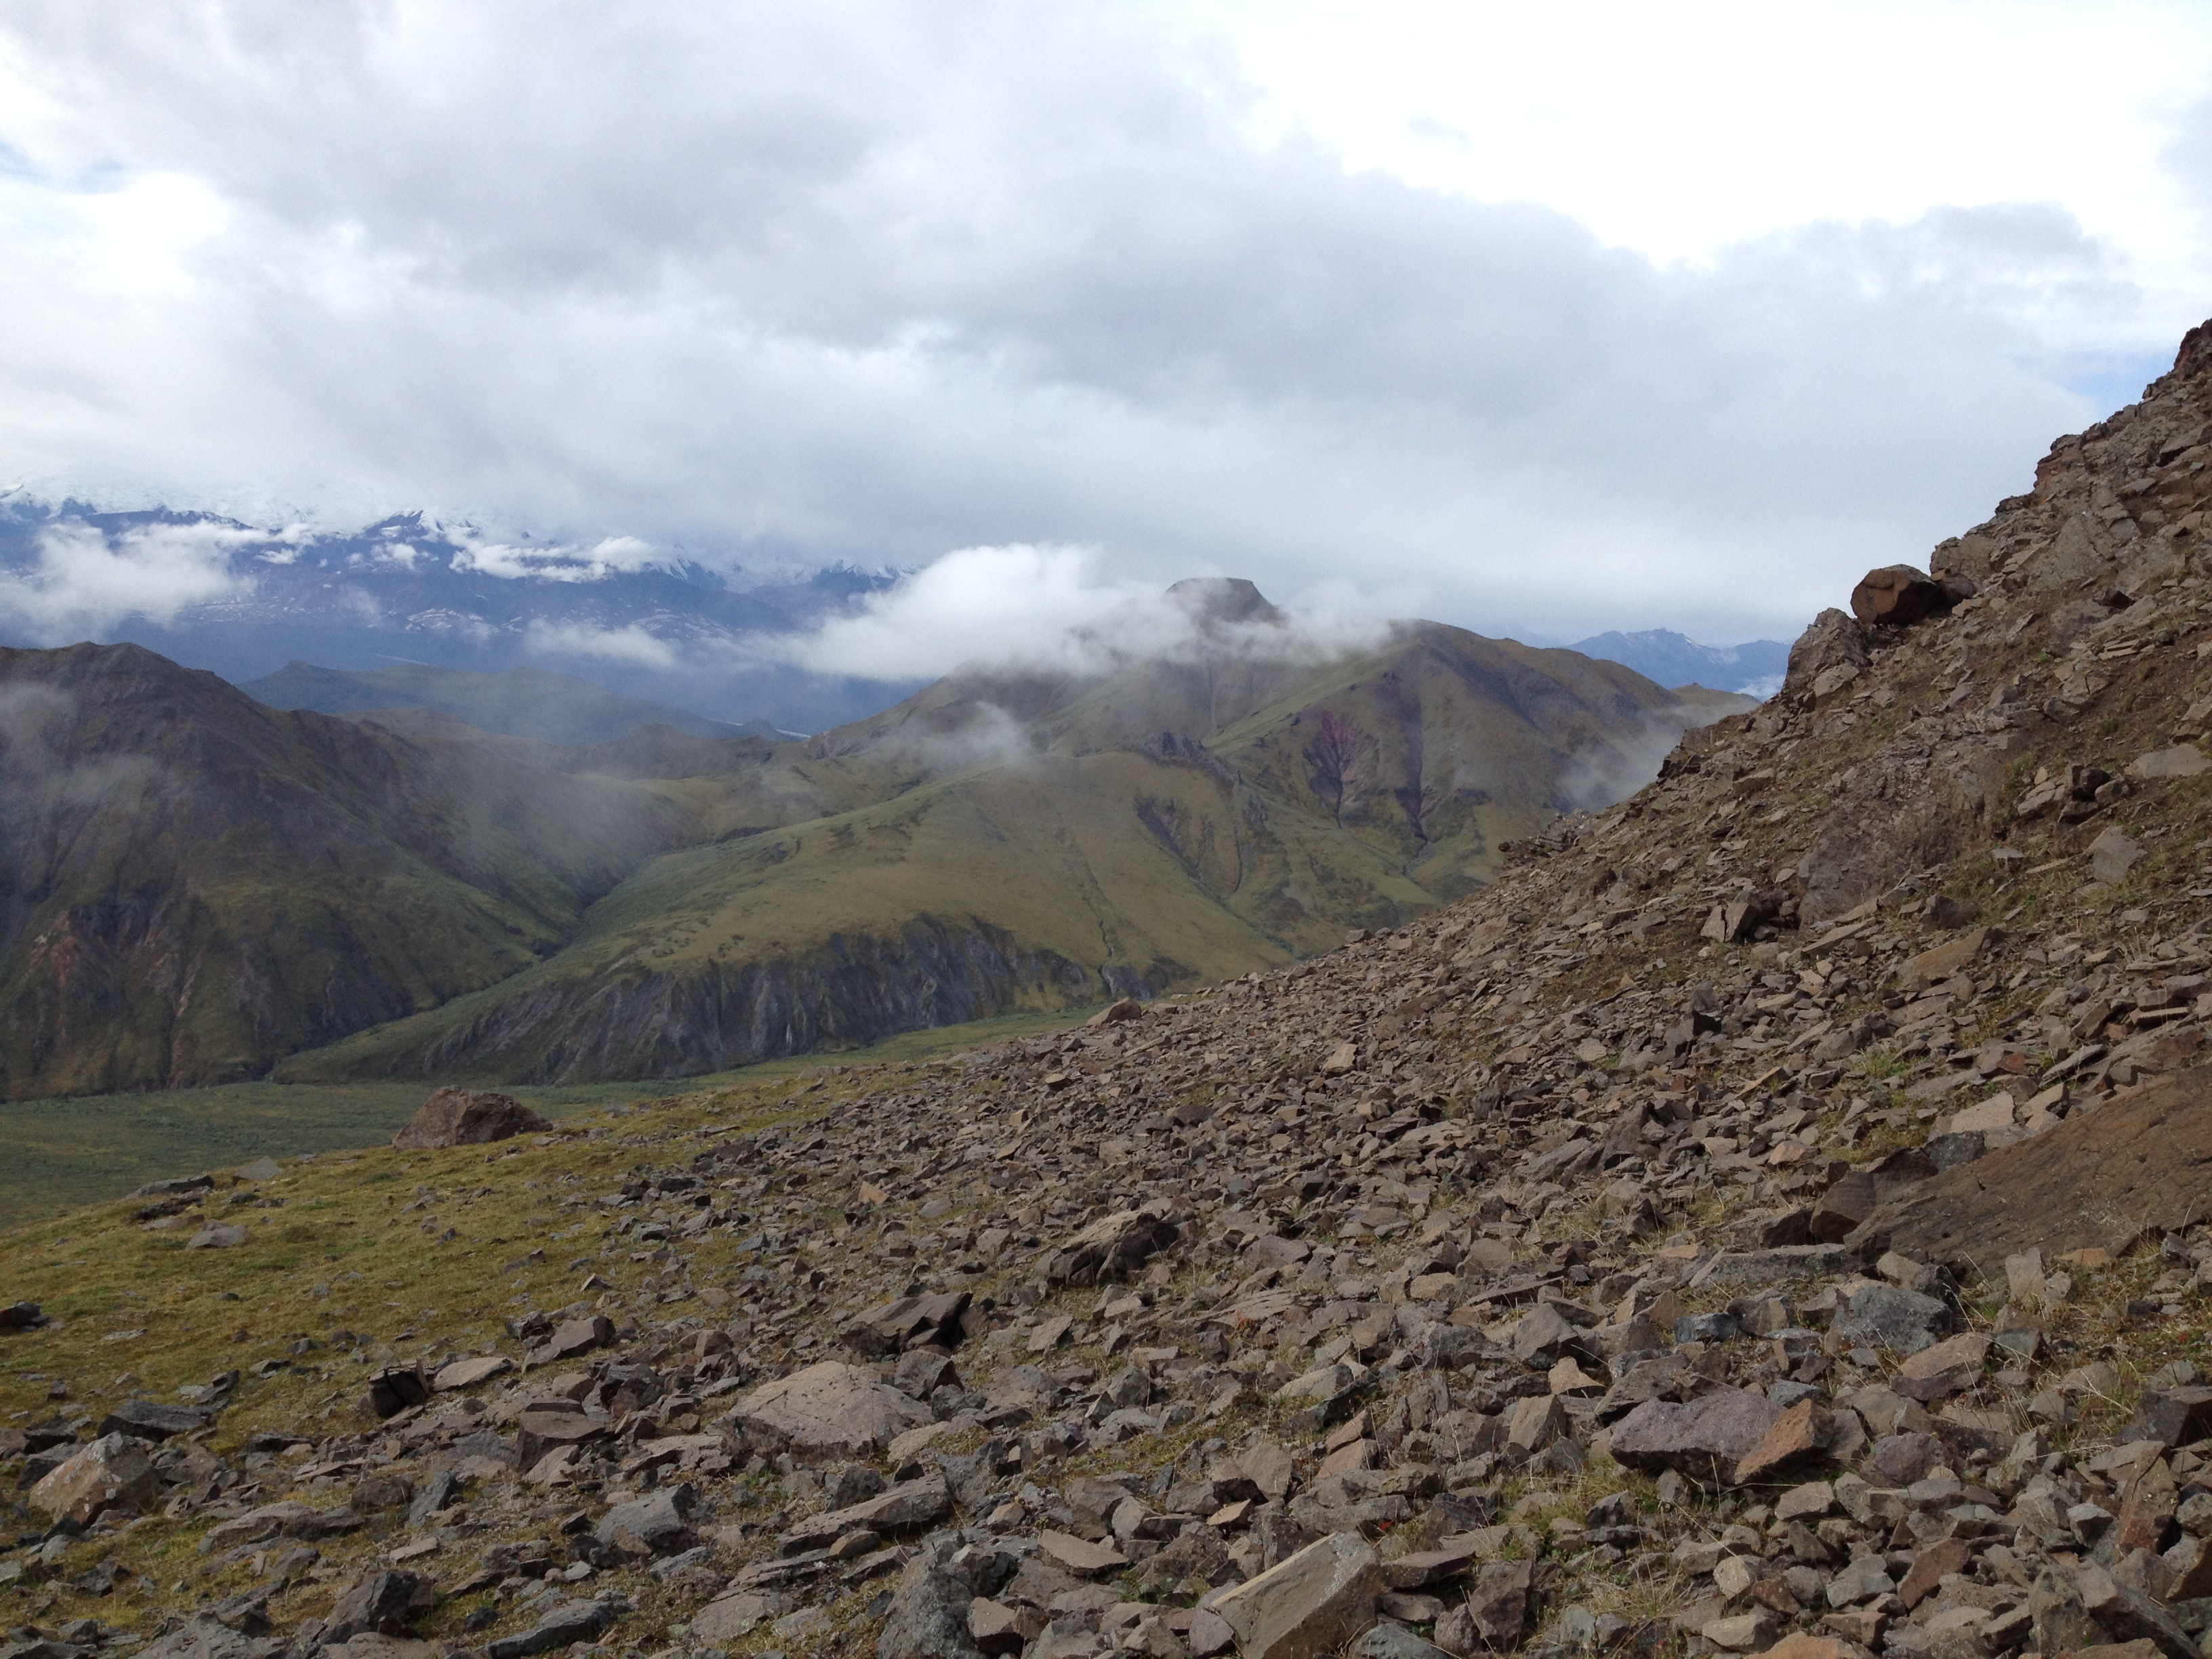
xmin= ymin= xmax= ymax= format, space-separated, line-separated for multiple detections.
xmin=0 ymin=583 xmax=1750 ymax=1099
xmin=0 ymin=501 xmax=907 ymax=733
xmin=2 ymin=504 xmax=1787 ymax=741
xmin=1568 ymin=630 xmax=1788 ymax=696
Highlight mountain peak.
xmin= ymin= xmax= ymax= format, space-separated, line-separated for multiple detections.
xmin=1163 ymin=575 xmax=1285 ymax=628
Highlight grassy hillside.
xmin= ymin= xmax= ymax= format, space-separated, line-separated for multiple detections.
xmin=283 ymin=617 xmax=1746 ymax=1085
xmin=240 ymin=659 xmax=769 ymax=744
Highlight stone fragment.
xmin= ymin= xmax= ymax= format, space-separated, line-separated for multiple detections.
xmin=781 ymin=1471 xmax=952 ymax=1553
xmin=1350 ymin=1626 xmax=1452 ymax=1658
xmin=482 ymin=1599 xmax=611 ymax=1659
xmin=367 ymin=1364 xmax=430 ymax=1419
xmin=843 ymin=1292 xmax=972 ymax=1358
xmin=533 ymin=1313 xmax=614 ymax=1363
xmin=1810 ymin=1172 xmax=1877 ymax=1243
xmin=1893 ymin=1332 xmax=1990 ymax=1401
xmin=1039 ymin=1530 xmax=1128 ymax=1578
xmin=692 ymin=1590 xmax=783 ymax=1641
xmin=969 ymin=1597 xmax=1038 ymax=1656
xmin=28 ymin=1433 xmax=157 ymax=1525
xmin=1610 ymin=1388 xmax=1784 ymax=1486
xmin=1213 ymin=1531 xmax=1382 ymax=1659
xmin=1830 ymin=1283 xmax=1954 ymax=1353
xmin=2091 ymin=828 xmax=2146 ymax=885
xmin=1038 ymin=1204 xmax=1181 ymax=1286
xmin=432 ymin=1354 xmax=513 ymax=1391
xmin=1702 ymin=1610 xmax=1780 ymax=1652
xmin=1764 ymin=1637 xmax=1855 ymax=1659
xmin=1734 ymin=1399 xmax=1828 ymax=1484
xmin=98 ymin=1398 xmax=212 ymax=1439
xmin=595 ymin=1483 xmax=695 ymax=1555
xmin=187 ymin=1223 xmax=249 ymax=1249
xmin=1898 ymin=1538 xmax=1970 ymax=1609
xmin=1908 ymin=927 xmax=1992 ymax=989
xmin=730 ymin=1360 xmax=933 ymax=1461
xmin=135 ymin=1617 xmax=276 ymax=1659
xmin=1850 ymin=565 xmax=1954 ymax=628
xmin=391 ymin=1086 xmax=550 ymax=1150
xmin=2122 ymin=1386 xmax=2212 ymax=1448
xmin=324 ymin=1571 xmax=424 ymax=1641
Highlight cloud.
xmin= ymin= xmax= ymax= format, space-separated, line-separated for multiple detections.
xmin=524 ymin=619 xmax=678 ymax=670
xmin=0 ymin=3 xmax=2202 ymax=649
xmin=775 ymin=544 xmax=1392 ymax=681
xmin=0 ymin=518 xmax=257 ymax=641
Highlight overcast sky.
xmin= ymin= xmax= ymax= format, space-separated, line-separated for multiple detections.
xmin=3 ymin=1 xmax=2211 ymax=654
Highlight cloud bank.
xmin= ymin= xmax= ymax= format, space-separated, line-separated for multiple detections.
xmin=0 ymin=3 xmax=2206 ymax=648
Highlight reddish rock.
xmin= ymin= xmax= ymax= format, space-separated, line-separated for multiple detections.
xmin=1851 ymin=565 xmax=1957 ymax=628
xmin=1610 ymin=1388 xmax=1784 ymax=1486
xmin=391 ymin=1087 xmax=549 ymax=1151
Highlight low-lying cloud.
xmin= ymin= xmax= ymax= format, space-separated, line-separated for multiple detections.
xmin=773 ymin=544 xmax=1394 ymax=682
xmin=0 ymin=518 xmax=260 ymax=642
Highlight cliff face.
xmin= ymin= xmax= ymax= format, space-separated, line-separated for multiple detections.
xmin=282 ymin=916 xmax=1101 ymax=1084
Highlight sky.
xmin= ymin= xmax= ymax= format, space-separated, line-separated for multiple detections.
xmin=3 ymin=0 xmax=2211 ymax=661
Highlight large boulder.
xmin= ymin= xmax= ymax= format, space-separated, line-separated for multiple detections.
xmin=29 ymin=1432 xmax=157 ymax=1525
xmin=1849 ymin=565 xmax=1963 ymax=628
xmin=391 ymin=1087 xmax=550 ymax=1151
xmin=1848 ymin=1075 xmax=2212 ymax=1280
xmin=730 ymin=1360 xmax=932 ymax=1462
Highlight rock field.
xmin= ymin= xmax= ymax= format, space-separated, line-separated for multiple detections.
xmin=9 ymin=322 xmax=2212 ymax=1659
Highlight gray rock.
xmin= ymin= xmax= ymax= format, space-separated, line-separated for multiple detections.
xmin=732 ymin=1360 xmax=934 ymax=1461
xmin=1349 ymin=1626 xmax=1452 ymax=1658
xmin=483 ymin=1599 xmax=613 ymax=1659
xmin=1213 ymin=1530 xmax=1381 ymax=1659
xmin=97 ymin=1399 xmax=211 ymax=1440
xmin=1830 ymin=1283 xmax=1954 ymax=1354
xmin=186 ymin=1224 xmax=249 ymax=1250
xmin=876 ymin=1540 xmax=987 ymax=1659
xmin=594 ymin=1483 xmax=696 ymax=1555
xmin=323 ymin=1570 xmax=423 ymax=1641
xmin=135 ymin=1618 xmax=274 ymax=1659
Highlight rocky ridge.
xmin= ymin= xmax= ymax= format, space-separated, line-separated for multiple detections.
xmin=7 ymin=322 xmax=2212 ymax=1658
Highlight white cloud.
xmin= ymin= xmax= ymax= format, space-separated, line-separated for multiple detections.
xmin=524 ymin=619 xmax=678 ymax=670
xmin=779 ymin=544 xmax=1391 ymax=680
xmin=0 ymin=519 xmax=256 ymax=641
xmin=0 ymin=3 xmax=2206 ymax=649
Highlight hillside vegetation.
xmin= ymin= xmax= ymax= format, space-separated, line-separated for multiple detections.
xmin=0 ymin=588 xmax=1742 ymax=1099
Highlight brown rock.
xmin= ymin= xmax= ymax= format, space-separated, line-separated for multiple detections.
xmin=970 ymin=1598 xmax=1041 ymax=1656
xmin=1734 ymin=1399 xmax=1828 ymax=1484
xmin=1087 ymin=996 xmax=1144 ymax=1027
xmin=1899 ymin=1538 xmax=1971 ymax=1610
xmin=1464 ymin=1559 xmax=1536 ymax=1649
xmin=1039 ymin=1530 xmax=1128 ymax=1578
xmin=1811 ymin=1171 xmax=1878 ymax=1243
xmin=1610 ymin=1387 xmax=1784 ymax=1485
xmin=1849 ymin=1075 xmax=2212 ymax=1278
xmin=1039 ymin=1204 xmax=1181 ymax=1287
xmin=1765 ymin=1637 xmax=1856 ymax=1659
xmin=1893 ymin=1332 xmax=1990 ymax=1402
xmin=1851 ymin=564 xmax=1955 ymax=628
xmin=1908 ymin=928 xmax=1994 ymax=991
xmin=391 ymin=1086 xmax=549 ymax=1150
xmin=2116 ymin=1456 xmax=2178 ymax=1557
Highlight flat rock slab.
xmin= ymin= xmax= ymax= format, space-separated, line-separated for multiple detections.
xmin=100 ymin=1398 xmax=212 ymax=1439
xmin=1609 ymin=1387 xmax=1784 ymax=1486
xmin=731 ymin=1360 xmax=932 ymax=1461
xmin=1214 ymin=1530 xmax=1381 ymax=1659
xmin=433 ymin=1355 xmax=514 ymax=1391
xmin=1039 ymin=1529 xmax=1128 ymax=1577
xmin=30 ymin=1433 xmax=157 ymax=1525
xmin=187 ymin=1224 xmax=249 ymax=1249
xmin=1848 ymin=1076 xmax=2212 ymax=1279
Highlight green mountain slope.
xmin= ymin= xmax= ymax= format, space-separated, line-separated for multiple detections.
xmin=283 ymin=607 xmax=1748 ymax=1085
xmin=240 ymin=659 xmax=773 ymax=745
xmin=0 ymin=644 xmax=698 ymax=1099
